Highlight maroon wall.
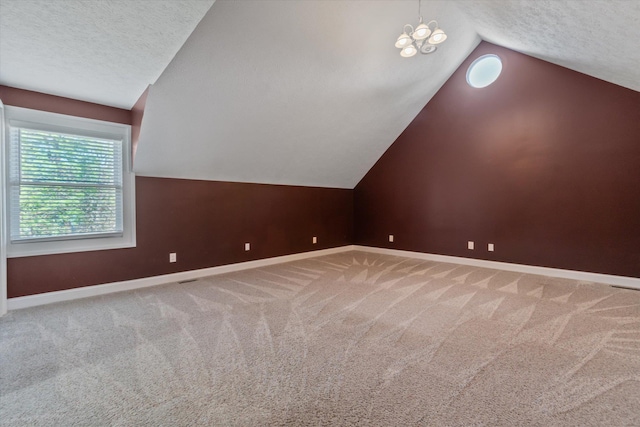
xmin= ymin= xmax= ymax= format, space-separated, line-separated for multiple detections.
xmin=355 ymin=42 xmax=640 ymax=278
xmin=7 ymin=38 xmax=640 ymax=298
xmin=9 ymin=178 xmax=353 ymax=297
xmin=0 ymin=85 xmax=131 ymax=125
xmin=3 ymin=87 xmax=353 ymax=298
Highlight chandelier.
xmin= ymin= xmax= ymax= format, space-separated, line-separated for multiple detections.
xmin=394 ymin=1 xmax=447 ymax=57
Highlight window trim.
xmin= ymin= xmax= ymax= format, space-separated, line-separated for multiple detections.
xmin=3 ymin=106 xmax=136 ymax=258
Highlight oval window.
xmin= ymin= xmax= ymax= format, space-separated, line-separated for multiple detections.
xmin=466 ymin=54 xmax=502 ymax=88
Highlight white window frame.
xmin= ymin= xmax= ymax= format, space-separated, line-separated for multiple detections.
xmin=3 ymin=106 xmax=136 ymax=258
xmin=0 ymin=100 xmax=6 ymax=315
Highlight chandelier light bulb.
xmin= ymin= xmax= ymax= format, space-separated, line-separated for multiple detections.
xmin=428 ymin=29 xmax=447 ymax=44
xmin=395 ymin=32 xmax=412 ymax=48
xmin=412 ymin=23 xmax=431 ymax=40
xmin=400 ymin=44 xmax=418 ymax=58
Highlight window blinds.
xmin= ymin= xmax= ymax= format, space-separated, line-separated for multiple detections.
xmin=9 ymin=127 xmax=123 ymax=242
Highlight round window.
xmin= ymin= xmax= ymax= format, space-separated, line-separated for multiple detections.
xmin=466 ymin=54 xmax=502 ymax=88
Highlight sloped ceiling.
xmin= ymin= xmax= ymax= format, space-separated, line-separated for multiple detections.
xmin=134 ymin=0 xmax=480 ymax=188
xmin=0 ymin=0 xmax=214 ymax=109
xmin=1 ymin=1 xmax=639 ymax=189
xmin=457 ymin=0 xmax=640 ymax=93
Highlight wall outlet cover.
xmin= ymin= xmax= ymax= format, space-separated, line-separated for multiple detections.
xmin=468 ymin=241 xmax=474 ymax=250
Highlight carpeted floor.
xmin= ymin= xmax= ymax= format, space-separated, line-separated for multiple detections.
xmin=2 ymin=251 xmax=640 ymax=426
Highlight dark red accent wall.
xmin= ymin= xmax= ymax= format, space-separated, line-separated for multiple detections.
xmin=3 ymin=87 xmax=353 ymax=298
xmin=6 ymin=39 xmax=640 ymax=298
xmin=355 ymin=42 xmax=640 ymax=278
xmin=0 ymin=85 xmax=131 ymax=125
xmin=9 ymin=178 xmax=353 ymax=297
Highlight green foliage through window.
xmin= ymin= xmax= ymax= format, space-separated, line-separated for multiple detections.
xmin=9 ymin=128 xmax=123 ymax=241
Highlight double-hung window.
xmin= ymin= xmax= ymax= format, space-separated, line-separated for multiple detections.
xmin=4 ymin=106 xmax=135 ymax=257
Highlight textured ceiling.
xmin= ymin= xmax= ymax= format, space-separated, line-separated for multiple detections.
xmin=0 ymin=0 xmax=214 ymax=108
xmin=457 ymin=0 xmax=640 ymax=92
xmin=1 ymin=0 xmax=639 ymax=188
xmin=134 ymin=0 xmax=480 ymax=188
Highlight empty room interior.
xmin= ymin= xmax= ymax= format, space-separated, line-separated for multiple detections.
xmin=1 ymin=0 xmax=640 ymax=425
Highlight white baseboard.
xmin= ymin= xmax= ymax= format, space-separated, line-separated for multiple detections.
xmin=9 ymin=244 xmax=639 ymax=311
xmin=353 ymin=245 xmax=640 ymax=290
xmin=7 ymin=245 xmax=356 ymax=311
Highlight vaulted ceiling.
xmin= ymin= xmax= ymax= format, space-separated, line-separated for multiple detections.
xmin=0 ymin=0 xmax=214 ymax=108
xmin=1 ymin=0 xmax=639 ymax=189
xmin=459 ymin=0 xmax=640 ymax=93
xmin=134 ymin=0 xmax=479 ymax=188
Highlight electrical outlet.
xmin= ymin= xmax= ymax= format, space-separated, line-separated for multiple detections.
xmin=169 ymin=252 xmax=177 ymax=263
xmin=245 ymin=243 xmax=250 ymax=251
xmin=488 ymin=243 xmax=495 ymax=252
xmin=312 ymin=236 xmax=317 ymax=244
xmin=468 ymin=241 xmax=474 ymax=250
xmin=389 ymin=234 xmax=394 ymax=243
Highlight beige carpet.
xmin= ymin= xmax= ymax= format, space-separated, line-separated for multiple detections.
xmin=2 ymin=251 xmax=640 ymax=426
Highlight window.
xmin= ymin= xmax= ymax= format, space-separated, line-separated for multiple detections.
xmin=466 ymin=54 xmax=502 ymax=88
xmin=4 ymin=106 xmax=135 ymax=257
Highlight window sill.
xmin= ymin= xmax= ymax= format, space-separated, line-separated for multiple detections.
xmin=7 ymin=233 xmax=136 ymax=258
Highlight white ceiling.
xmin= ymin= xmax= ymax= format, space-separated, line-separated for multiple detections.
xmin=0 ymin=0 xmax=214 ymax=109
xmin=134 ymin=0 xmax=480 ymax=188
xmin=1 ymin=0 xmax=639 ymax=188
xmin=457 ymin=0 xmax=640 ymax=93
